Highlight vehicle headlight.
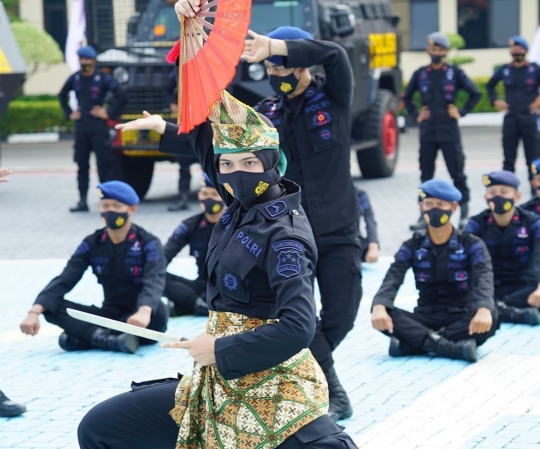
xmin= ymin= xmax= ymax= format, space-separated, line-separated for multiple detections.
xmin=248 ymin=63 xmax=265 ymax=81
xmin=113 ymin=66 xmax=129 ymax=84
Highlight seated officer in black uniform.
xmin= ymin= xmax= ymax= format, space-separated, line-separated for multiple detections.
xmin=372 ymin=179 xmax=497 ymax=362
xmin=486 ymin=36 xmax=540 ymax=194
xmin=357 ymin=188 xmax=380 ymax=263
xmin=405 ymin=32 xmax=481 ymax=231
xmin=19 ymin=181 xmax=169 ymax=353
xmin=521 ymin=157 xmax=540 ymax=214
xmin=163 ymin=173 xmax=225 ymax=316
xmin=465 ymin=170 xmax=540 ymax=325
xmin=58 ymin=46 xmax=127 ymax=213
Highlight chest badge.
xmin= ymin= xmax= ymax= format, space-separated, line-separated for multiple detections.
xmin=517 ymin=227 xmax=529 ymax=238
xmin=223 ymin=273 xmax=238 ymax=291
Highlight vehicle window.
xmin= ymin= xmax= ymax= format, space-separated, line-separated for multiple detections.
xmin=251 ymin=0 xmax=307 ymax=33
xmin=151 ymin=5 xmax=179 ymax=41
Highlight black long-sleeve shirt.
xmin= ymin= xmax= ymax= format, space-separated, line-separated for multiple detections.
xmin=465 ymin=207 xmax=540 ymax=289
xmin=34 ymin=225 xmax=166 ymax=314
xmin=404 ymin=63 xmax=480 ymax=141
xmin=372 ymin=229 xmax=495 ymax=313
xmin=486 ymin=62 xmax=540 ymax=116
xmin=160 ymin=122 xmax=318 ymax=380
xmin=58 ymin=69 xmax=126 ymax=121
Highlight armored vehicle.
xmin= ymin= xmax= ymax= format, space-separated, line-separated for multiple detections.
xmin=87 ymin=0 xmax=402 ymax=198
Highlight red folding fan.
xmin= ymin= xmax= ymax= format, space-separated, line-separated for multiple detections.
xmin=166 ymin=0 xmax=252 ymax=134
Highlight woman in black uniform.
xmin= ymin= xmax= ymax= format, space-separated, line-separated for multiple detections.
xmin=77 ymin=92 xmax=357 ymax=449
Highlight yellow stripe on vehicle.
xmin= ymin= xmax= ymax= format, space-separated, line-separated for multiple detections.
xmin=0 ymin=47 xmax=13 ymax=74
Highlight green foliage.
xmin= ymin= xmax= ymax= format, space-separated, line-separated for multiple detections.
xmin=0 ymin=101 xmax=73 ymax=135
xmin=10 ymin=21 xmax=63 ymax=76
xmin=444 ymin=32 xmax=474 ymax=66
xmin=445 ymin=33 xmax=466 ymax=50
xmin=450 ymin=56 xmax=475 ymax=66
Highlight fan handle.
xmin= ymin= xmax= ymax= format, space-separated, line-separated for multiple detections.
xmin=177 ymin=15 xmax=186 ymax=127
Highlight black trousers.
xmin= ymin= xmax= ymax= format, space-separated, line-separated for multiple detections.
xmin=309 ymin=223 xmax=363 ymax=373
xmin=74 ymin=121 xmax=112 ymax=198
xmin=163 ymin=274 xmax=206 ymax=315
xmin=78 ymin=380 xmax=358 ymax=449
xmin=43 ymin=299 xmax=169 ymax=345
xmin=495 ymin=282 xmax=537 ymax=308
xmin=386 ymin=305 xmax=498 ymax=350
xmin=502 ymin=114 xmax=539 ymax=181
xmin=176 ymin=155 xmax=198 ymax=193
xmin=419 ymin=139 xmax=470 ymax=203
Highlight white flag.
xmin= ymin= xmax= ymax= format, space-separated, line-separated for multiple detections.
xmin=65 ymin=0 xmax=86 ymax=109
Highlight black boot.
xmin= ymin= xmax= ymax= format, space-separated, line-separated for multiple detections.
xmin=90 ymin=328 xmax=139 ymax=354
xmin=193 ymin=296 xmax=209 ymax=316
xmin=388 ymin=336 xmax=425 ymax=357
xmin=459 ymin=202 xmax=469 ymax=230
xmin=58 ymin=332 xmax=93 ymax=351
xmin=70 ymin=198 xmax=89 ymax=212
xmin=168 ymin=191 xmax=190 ymax=211
xmin=324 ymin=366 xmax=353 ymax=421
xmin=422 ymin=331 xmax=477 ymax=362
xmin=0 ymin=390 xmax=26 ymax=418
xmin=409 ymin=214 xmax=427 ymax=231
xmin=498 ymin=301 xmax=540 ymax=325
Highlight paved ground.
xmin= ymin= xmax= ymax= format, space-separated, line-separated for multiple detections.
xmin=1 ymin=128 xmax=539 ymax=448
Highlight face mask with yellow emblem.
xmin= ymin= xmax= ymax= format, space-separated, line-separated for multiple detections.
xmin=269 ymin=72 xmax=300 ymax=97
xmin=217 ymin=165 xmax=280 ymax=206
xmin=101 ymin=211 xmax=129 ymax=230
xmin=488 ymin=196 xmax=515 ymax=214
xmin=200 ymin=198 xmax=225 ymax=215
xmin=423 ymin=208 xmax=452 ymax=228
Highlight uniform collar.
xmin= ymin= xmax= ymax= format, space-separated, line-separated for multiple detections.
xmin=485 ymin=208 xmax=522 ymax=226
xmin=99 ymin=224 xmax=137 ymax=244
xmin=420 ymin=226 xmax=459 ymax=249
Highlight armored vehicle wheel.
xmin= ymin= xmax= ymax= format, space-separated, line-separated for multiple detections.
xmin=120 ymin=157 xmax=155 ymax=200
xmin=356 ymin=89 xmax=399 ymax=178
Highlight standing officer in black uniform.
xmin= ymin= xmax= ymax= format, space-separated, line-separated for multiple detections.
xmin=521 ymin=157 xmax=540 ymax=214
xmin=163 ymin=173 xmax=225 ymax=316
xmin=405 ymin=32 xmax=481 ymax=231
xmin=19 ymin=181 xmax=169 ymax=353
xmin=465 ymin=171 xmax=540 ymax=325
xmin=486 ymin=36 xmax=540 ymax=194
xmin=164 ymin=68 xmax=198 ymax=212
xmin=357 ymin=188 xmax=380 ymax=263
xmin=372 ymin=180 xmax=497 ymax=362
xmin=58 ymin=46 xmax=127 ymax=213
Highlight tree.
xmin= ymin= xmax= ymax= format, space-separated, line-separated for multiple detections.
xmin=445 ymin=33 xmax=475 ymax=66
xmin=10 ymin=21 xmax=63 ymax=78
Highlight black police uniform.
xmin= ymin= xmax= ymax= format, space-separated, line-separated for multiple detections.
xmin=163 ymin=212 xmax=214 ymax=315
xmin=373 ymin=229 xmax=497 ymax=350
xmin=165 ymin=69 xmax=198 ymax=208
xmin=486 ymin=63 xmax=540 ymax=181
xmin=58 ymin=70 xmax=126 ymax=201
xmin=256 ymin=39 xmax=362 ymax=375
xmin=34 ymin=225 xmax=168 ymax=344
xmin=521 ymin=196 xmax=540 ymax=215
xmin=404 ymin=63 xmax=480 ymax=204
xmin=357 ymin=188 xmax=379 ymax=261
xmin=466 ymin=207 xmax=540 ymax=309
xmin=78 ymin=121 xmax=357 ymax=449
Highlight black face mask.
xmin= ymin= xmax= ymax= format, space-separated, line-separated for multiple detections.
xmin=269 ymin=72 xmax=299 ymax=96
xmin=200 ymin=198 xmax=224 ymax=215
xmin=430 ymin=54 xmax=443 ymax=64
xmin=423 ymin=208 xmax=452 ymax=228
xmin=511 ymin=53 xmax=525 ymax=63
xmin=81 ymin=63 xmax=94 ymax=74
xmin=101 ymin=211 xmax=129 ymax=229
xmin=488 ymin=196 xmax=515 ymax=214
xmin=217 ymin=168 xmax=280 ymax=206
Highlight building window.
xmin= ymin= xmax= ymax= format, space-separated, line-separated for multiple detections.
xmin=43 ymin=0 xmax=67 ymax=53
xmin=458 ymin=0 xmax=519 ymax=49
xmin=86 ymin=0 xmax=115 ymax=49
xmin=409 ymin=0 xmax=439 ymax=51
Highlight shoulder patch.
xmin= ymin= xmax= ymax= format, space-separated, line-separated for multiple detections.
xmin=173 ymin=222 xmax=189 ymax=239
xmin=265 ymin=201 xmax=287 ymax=218
xmin=144 ymin=240 xmax=162 ymax=262
xmin=395 ymin=244 xmax=412 ymax=262
xmin=74 ymin=241 xmax=91 ymax=256
xmin=272 ymin=240 xmax=304 ymax=278
xmin=469 ymin=241 xmax=486 ymax=265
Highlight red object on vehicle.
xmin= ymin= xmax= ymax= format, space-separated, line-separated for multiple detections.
xmin=167 ymin=0 xmax=252 ymax=134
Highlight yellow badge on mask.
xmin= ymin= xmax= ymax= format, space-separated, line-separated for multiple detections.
xmin=280 ymin=82 xmax=293 ymax=93
xmin=504 ymin=201 xmax=512 ymax=211
xmin=212 ymin=203 xmax=222 ymax=213
xmin=482 ymin=175 xmax=491 ymax=186
xmin=224 ymin=183 xmax=234 ymax=196
xmin=255 ymin=181 xmax=269 ymax=196
xmin=440 ymin=213 xmax=449 ymax=224
xmin=116 ymin=216 xmax=125 ymax=227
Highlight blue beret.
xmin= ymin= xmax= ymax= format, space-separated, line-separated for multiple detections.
xmin=509 ymin=36 xmax=528 ymax=51
xmin=77 ymin=45 xmax=97 ymax=59
xmin=200 ymin=173 xmax=215 ymax=189
xmin=266 ymin=27 xmax=313 ymax=66
xmin=97 ymin=181 xmax=140 ymax=205
xmin=427 ymin=32 xmax=450 ymax=49
xmin=531 ymin=158 xmax=540 ymax=176
xmin=418 ymin=179 xmax=462 ymax=202
xmin=482 ymin=170 xmax=520 ymax=188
